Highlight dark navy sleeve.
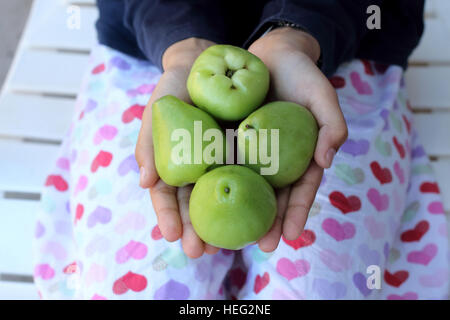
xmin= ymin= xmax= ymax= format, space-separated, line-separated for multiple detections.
xmin=122 ymin=0 xmax=231 ymax=71
xmin=244 ymin=0 xmax=383 ymax=76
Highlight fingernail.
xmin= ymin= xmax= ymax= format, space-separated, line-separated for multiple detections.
xmin=139 ymin=167 xmax=147 ymax=188
xmin=325 ymin=148 xmax=336 ymax=168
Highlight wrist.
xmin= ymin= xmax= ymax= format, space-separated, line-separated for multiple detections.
xmin=162 ymin=38 xmax=215 ymax=71
xmin=251 ymin=27 xmax=321 ymax=64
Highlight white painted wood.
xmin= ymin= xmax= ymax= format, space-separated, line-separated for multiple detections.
xmin=410 ymin=20 xmax=450 ymax=63
xmin=24 ymin=0 xmax=98 ymax=51
xmin=433 ymin=0 xmax=450 ymax=23
xmin=0 ymin=281 xmax=39 ymax=300
xmin=0 ymin=199 xmax=38 ymax=275
xmin=424 ymin=0 xmax=434 ymax=16
xmin=68 ymin=0 xmax=96 ymax=5
xmin=0 ymin=93 xmax=75 ymax=141
xmin=414 ymin=113 xmax=450 ymax=156
xmin=422 ymin=0 xmax=450 ymax=17
xmin=431 ymin=159 xmax=450 ymax=212
xmin=406 ymin=66 xmax=450 ymax=109
xmin=0 ymin=140 xmax=60 ymax=193
xmin=7 ymin=49 xmax=89 ymax=96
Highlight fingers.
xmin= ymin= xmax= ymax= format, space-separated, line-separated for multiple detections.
xmin=149 ymin=179 xmax=182 ymax=242
xmin=258 ymin=187 xmax=290 ymax=252
xmin=283 ymin=162 xmax=323 ymax=240
xmin=204 ymin=244 xmax=220 ymax=255
xmin=252 ymin=48 xmax=348 ymax=170
xmin=309 ymin=83 xmax=348 ymax=169
xmin=177 ymin=185 xmax=206 ymax=259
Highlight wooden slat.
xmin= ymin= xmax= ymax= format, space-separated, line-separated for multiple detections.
xmin=405 ymin=66 xmax=450 ymax=109
xmin=0 ymin=140 xmax=60 ymax=193
xmin=0 ymin=281 xmax=39 ymax=300
xmin=24 ymin=0 xmax=98 ymax=51
xmin=413 ymin=113 xmax=450 ymax=156
xmin=0 ymin=199 xmax=38 ymax=275
xmin=431 ymin=159 xmax=450 ymax=212
xmin=6 ymin=49 xmax=89 ymax=95
xmin=411 ymin=0 xmax=450 ymax=63
xmin=0 ymin=93 xmax=74 ymax=141
xmin=410 ymin=19 xmax=450 ymax=63
xmin=68 ymin=0 xmax=96 ymax=5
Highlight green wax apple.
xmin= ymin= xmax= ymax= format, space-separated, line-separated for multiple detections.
xmin=152 ymin=95 xmax=226 ymax=187
xmin=238 ymin=101 xmax=318 ymax=188
xmin=189 ymin=165 xmax=276 ymax=250
xmin=187 ymin=45 xmax=269 ymax=121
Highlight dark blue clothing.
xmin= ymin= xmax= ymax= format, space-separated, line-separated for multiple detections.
xmin=95 ymin=0 xmax=424 ymax=76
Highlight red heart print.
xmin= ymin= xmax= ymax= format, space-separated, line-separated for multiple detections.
xmin=75 ymin=204 xmax=84 ymax=224
xmin=92 ymin=63 xmax=105 ymax=75
xmin=420 ymin=182 xmax=440 ymax=194
xmin=91 ymin=151 xmax=113 ymax=173
xmin=401 ymin=220 xmax=429 ymax=242
xmin=402 ymin=115 xmax=411 ymax=134
xmin=370 ymin=161 xmax=392 ymax=184
xmin=384 ymin=270 xmax=409 ymax=287
xmin=253 ymin=272 xmax=270 ymax=294
xmin=151 ymin=225 xmax=163 ymax=240
xmin=329 ymin=76 xmax=346 ymax=89
xmin=282 ymin=229 xmax=316 ymax=250
xmin=392 ymin=137 xmax=405 ymax=159
xmin=45 ymin=175 xmax=68 ymax=192
xmin=63 ymin=261 xmax=79 ymax=274
xmin=122 ymin=104 xmax=145 ymax=123
xmin=113 ymin=271 xmax=147 ymax=295
xmin=361 ymin=59 xmax=375 ymax=75
xmin=329 ymin=191 xmax=361 ymax=214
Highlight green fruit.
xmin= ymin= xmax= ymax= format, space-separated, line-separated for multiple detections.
xmin=187 ymin=45 xmax=269 ymax=121
xmin=189 ymin=165 xmax=276 ymax=250
xmin=238 ymin=101 xmax=318 ymax=188
xmin=152 ymin=95 xmax=226 ymax=187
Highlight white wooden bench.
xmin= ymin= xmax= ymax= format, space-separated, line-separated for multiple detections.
xmin=0 ymin=0 xmax=449 ymax=299
xmin=0 ymin=0 xmax=97 ymax=299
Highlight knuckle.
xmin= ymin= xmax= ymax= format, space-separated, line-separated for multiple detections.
xmin=287 ymin=201 xmax=311 ymax=216
xmin=156 ymin=206 xmax=177 ymax=217
xmin=339 ymin=125 xmax=349 ymax=144
xmin=152 ymin=183 xmax=175 ymax=197
xmin=177 ymin=192 xmax=190 ymax=205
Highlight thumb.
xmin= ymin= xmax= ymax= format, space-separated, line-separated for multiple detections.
xmin=135 ymin=98 xmax=159 ymax=188
xmin=309 ymin=84 xmax=348 ymax=169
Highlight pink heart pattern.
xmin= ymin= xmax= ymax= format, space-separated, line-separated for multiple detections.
xmin=276 ymin=258 xmax=310 ymax=280
xmin=407 ymin=244 xmax=438 ymax=266
xmin=367 ymin=188 xmax=389 ymax=211
xmin=350 ymin=71 xmax=373 ymax=95
xmin=115 ymin=240 xmax=148 ymax=264
xmin=322 ymin=218 xmax=356 ymax=241
xmin=33 ymin=55 xmax=449 ymax=300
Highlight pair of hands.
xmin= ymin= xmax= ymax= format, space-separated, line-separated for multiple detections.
xmin=135 ymin=28 xmax=348 ymax=258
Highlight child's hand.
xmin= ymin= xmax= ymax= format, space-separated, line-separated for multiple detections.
xmin=135 ymin=38 xmax=220 ymax=258
xmin=248 ymin=27 xmax=348 ymax=252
